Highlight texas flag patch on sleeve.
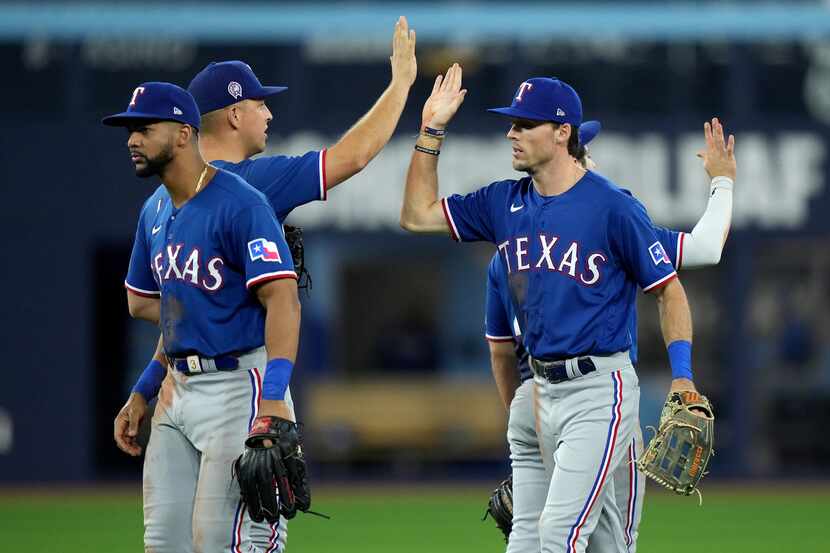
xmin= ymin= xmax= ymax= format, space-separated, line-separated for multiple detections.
xmin=648 ymin=241 xmax=671 ymax=266
xmin=248 ymin=238 xmax=282 ymax=262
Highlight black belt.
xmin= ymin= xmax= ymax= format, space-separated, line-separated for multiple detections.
xmin=167 ymin=353 xmax=240 ymax=376
xmin=529 ymin=356 xmax=597 ymax=384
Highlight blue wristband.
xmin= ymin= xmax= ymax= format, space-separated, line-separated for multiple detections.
xmin=667 ymin=340 xmax=693 ymax=380
xmin=262 ymin=358 xmax=294 ymax=400
xmin=132 ymin=359 xmax=166 ymax=401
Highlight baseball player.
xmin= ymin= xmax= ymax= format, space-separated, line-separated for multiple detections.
xmin=486 ymin=118 xmax=736 ymax=553
xmin=105 ymin=82 xmax=300 ymax=553
xmin=114 ymin=18 xmax=417 ymax=552
xmin=401 ymin=67 xmax=715 ymax=552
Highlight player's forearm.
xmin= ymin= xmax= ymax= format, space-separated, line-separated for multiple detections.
xmin=151 ymin=333 xmax=166 ymax=365
xmin=490 ymin=347 xmax=521 ymax=411
xmin=655 ymin=278 xmax=692 ymax=345
xmin=262 ymin=286 xmax=300 ymax=364
xmin=680 ymin=177 xmax=733 ymax=268
xmin=326 ymin=80 xmax=411 ymax=188
xmin=400 ymin=135 xmax=448 ymax=233
xmin=258 ymin=282 xmax=300 ymax=420
xmin=655 ymin=278 xmax=698 ymax=392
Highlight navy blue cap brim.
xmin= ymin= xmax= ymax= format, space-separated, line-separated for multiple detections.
xmin=578 ymin=120 xmax=602 ymax=145
xmin=253 ymin=85 xmax=288 ymax=99
xmin=102 ymin=111 xmax=189 ymax=127
xmin=487 ymin=106 xmax=559 ymax=122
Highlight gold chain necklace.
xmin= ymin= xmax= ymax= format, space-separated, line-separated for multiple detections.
xmin=194 ymin=164 xmax=209 ymax=194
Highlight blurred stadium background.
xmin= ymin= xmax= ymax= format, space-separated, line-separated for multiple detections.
xmin=1 ymin=0 xmax=830 ymax=551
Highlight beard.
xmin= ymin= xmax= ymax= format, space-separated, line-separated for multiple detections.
xmin=512 ymin=158 xmax=533 ymax=174
xmin=135 ymin=142 xmax=174 ymax=178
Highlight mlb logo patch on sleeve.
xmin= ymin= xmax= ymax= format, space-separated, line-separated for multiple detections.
xmin=649 ymin=241 xmax=670 ymax=266
xmin=248 ymin=238 xmax=282 ymax=262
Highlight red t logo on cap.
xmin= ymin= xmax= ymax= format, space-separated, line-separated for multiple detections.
xmin=515 ymin=82 xmax=533 ymax=102
xmin=129 ymin=86 xmax=146 ymax=107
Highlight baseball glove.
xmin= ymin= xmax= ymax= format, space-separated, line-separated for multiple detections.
xmin=482 ymin=475 xmax=513 ymax=542
xmin=637 ymin=390 xmax=714 ymax=497
xmin=284 ymin=225 xmax=312 ymax=293
xmin=233 ymin=415 xmax=312 ymax=522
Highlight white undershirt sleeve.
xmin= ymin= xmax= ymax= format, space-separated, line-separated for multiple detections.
xmin=679 ymin=176 xmax=733 ymax=268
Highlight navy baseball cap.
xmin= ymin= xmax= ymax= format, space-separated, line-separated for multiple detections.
xmin=488 ymin=77 xmax=583 ymax=127
xmin=579 ymin=120 xmax=601 ymax=145
xmin=102 ymin=82 xmax=200 ymax=129
xmin=188 ymin=60 xmax=287 ymax=115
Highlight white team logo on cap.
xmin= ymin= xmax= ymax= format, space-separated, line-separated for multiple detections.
xmin=173 ymin=106 xmax=183 ymax=115
xmin=556 ymin=108 xmax=566 ymax=117
xmin=228 ymin=81 xmax=243 ymax=99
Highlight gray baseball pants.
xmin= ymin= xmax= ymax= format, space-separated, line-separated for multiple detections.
xmin=507 ymin=351 xmax=644 ymax=553
xmin=143 ymin=347 xmax=292 ymax=553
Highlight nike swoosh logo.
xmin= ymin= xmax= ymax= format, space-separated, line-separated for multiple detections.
xmin=152 ymin=225 xmax=162 ymax=235
xmin=510 ymin=203 xmax=524 ymax=213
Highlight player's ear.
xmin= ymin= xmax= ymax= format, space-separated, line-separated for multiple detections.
xmin=227 ymin=105 xmax=242 ymax=131
xmin=177 ymin=124 xmax=195 ymax=147
xmin=558 ymin=123 xmax=572 ymax=146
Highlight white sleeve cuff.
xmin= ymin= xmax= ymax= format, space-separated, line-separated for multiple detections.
xmin=710 ymin=176 xmax=734 ymax=193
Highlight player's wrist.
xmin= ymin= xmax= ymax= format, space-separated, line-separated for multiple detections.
xmin=669 ymin=378 xmax=697 ymax=392
xmin=421 ymin=120 xmax=447 ymax=132
xmin=128 ymin=391 xmax=150 ymax=405
xmin=390 ymin=75 xmax=413 ymax=91
xmin=257 ymin=399 xmax=293 ymax=420
xmin=667 ymin=340 xmax=693 ymax=381
xmin=131 ymin=359 xmax=166 ymax=402
xmin=415 ymin=134 xmax=443 ymax=150
xmin=262 ymin=358 xmax=294 ymax=401
xmin=710 ymin=175 xmax=734 ymax=192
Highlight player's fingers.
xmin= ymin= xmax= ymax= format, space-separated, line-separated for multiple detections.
xmin=399 ymin=15 xmax=408 ymax=32
xmin=703 ymin=121 xmax=714 ymax=150
xmin=114 ymin=420 xmax=139 ymax=455
xmin=432 ymin=75 xmax=442 ymax=95
xmin=410 ymin=29 xmax=416 ymax=48
xmin=453 ymin=63 xmax=463 ymax=90
xmin=127 ymin=411 xmax=140 ymax=436
xmin=713 ymin=118 xmax=726 ymax=149
xmin=114 ymin=415 xmax=126 ymax=442
xmin=727 ymin=134 xmax=735 ymax=156
xmin=444 ymin=65 xmax=456 ymax=91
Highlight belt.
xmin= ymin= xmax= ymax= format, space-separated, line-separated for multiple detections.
xmin=168 ymin=354 xmax=239 ymax=376
xmin=167 ymin=347 xmax=265 ymax=376
xmin=529 ymin=356 xmax=597 ymax=384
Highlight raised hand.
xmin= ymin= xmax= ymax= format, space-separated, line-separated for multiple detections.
xmin=390 ymin=16 xmax=417 ymax=88
xmin=697 ymin=117 xmax=736 ymax=181
xmin=421 ymin=63 xmax=468 ymax=130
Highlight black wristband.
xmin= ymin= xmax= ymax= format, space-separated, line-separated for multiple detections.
xmin=414 ymin=144 xmax=440 ymax=156
xmin=422 ymin=126 xmax=446 ymax=138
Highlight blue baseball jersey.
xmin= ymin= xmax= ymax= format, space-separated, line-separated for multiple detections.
xmin=485 ymin=253 xmax=532 ymax=382
xmin=445 ymin=170 xmax=677 ymax=360
xmin=213 ymin=149 xmax=326 ymax=223
xmin=125 ymin=168 xmax=296 ymax=358
xmin=485 ymin=226 xmax=682 ymax=370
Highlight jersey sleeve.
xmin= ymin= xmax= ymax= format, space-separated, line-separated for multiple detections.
xmin=232 ymin=203 xmax=297 ymax=289
xmin=610 ymin=198 xmax=678 ymax=293
xmin=441 ymin=182 xmax=499 ymax=242
xmin=651 ymin=225 xmax=684 ymax=270
xmin=239 ymin=151 xmax=326 ymax=222
xmin=485 ymin=258 xmax=514 ymax=342
xmin=124 ymin=207 xmax=160 ymax=297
